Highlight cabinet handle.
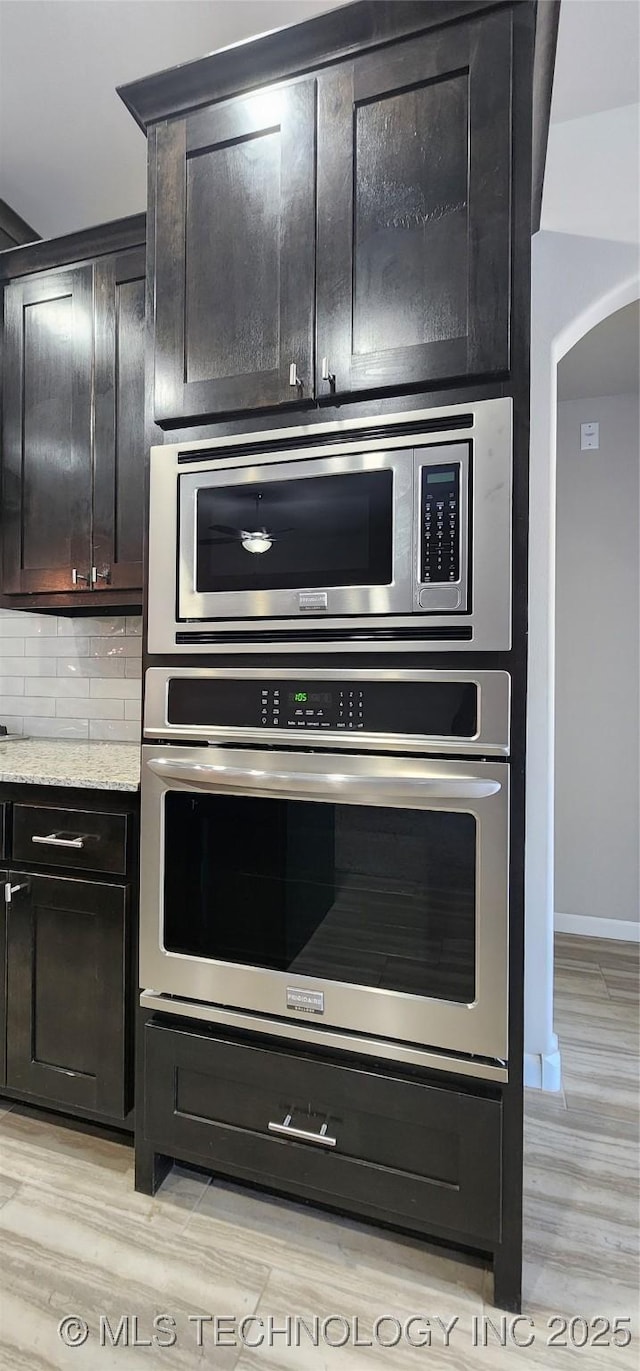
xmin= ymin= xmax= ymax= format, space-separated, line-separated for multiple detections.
xmin=289 ymin=362 xmax=304 ymax=390
xmin=71 ymin=569 xmax=90 ymax=585
xmin=91 ymin=566 xmax=111 ymax=585
xmin=31 ymin=833 xmax=86 ymax=849
xmin=268 ymin=1113 xmax=336 ymax=1148
xmin=321 ymin=357 xmax=335 ymax=387
xmin=4 ymin=881 xmax=29 ymax=904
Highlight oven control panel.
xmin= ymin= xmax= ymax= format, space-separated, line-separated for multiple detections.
xmin=260 ymin=686 xmax=364 ymax=730
xmin=167 ymin=677 xmax=478 ymax=740
xmin=420 ymin=463 xmax=460 ymax=584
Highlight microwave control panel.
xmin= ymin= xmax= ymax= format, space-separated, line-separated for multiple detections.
xmin=166 ymin=677 xmax=478 ymax=739
xmin=420 ymin=463 xmax=460 ymax=584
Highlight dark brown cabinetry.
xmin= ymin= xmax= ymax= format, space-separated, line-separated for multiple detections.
xmin=140 ymin=1018 xmax=502 ymax=1247
xmin=5 ymin=872 xmax=129 ymax=1117
xmin=1 ymin=218 xmax=146 ymax=609
xmin=124 ymin=4 xmax=513 ymax=425
xmin=153 ymin=82 xmax=316 ymax=421
xmin=317 ymin=8 xmax=512 ymax=397
xmin=0 ymin=788 xmax=138 ymax=1125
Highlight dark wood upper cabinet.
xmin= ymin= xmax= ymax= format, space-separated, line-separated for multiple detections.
xmin=121 ymin=3 xmax=517 ymax=425
xmin=316 ymin=8 xmax=512 ymax=397
xmin=152 ymin=79 xmax=316 ymax=423
xmin=2 ymin=266 xmax=94 ymax=594
xmin=93 ymin=247 xmax=146 ymax=592
xmin=1 ymin=216 xmax=146 ymax=607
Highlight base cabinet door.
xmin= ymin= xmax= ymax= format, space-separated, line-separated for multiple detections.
xmin=316 ymin=8 xmax=512 ymax=398
xmin=0 ymin=870 xmax=7 ymax=1085
xmin=151 ymin=79 xmax=316 ymax=423
xmin=5 ymin=872 xmax=129 ymax=1119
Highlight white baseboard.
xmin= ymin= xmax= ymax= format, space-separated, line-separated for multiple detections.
xmin=524 ymin=1048 xmax=563 ymax=1092
xmin=555 ymin=911 xmax=640 ymax=943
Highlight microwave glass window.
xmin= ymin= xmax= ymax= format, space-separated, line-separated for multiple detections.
xmin=163 ymin=793 xmax=477 ymax=1005
xmin=193 ymin=470 xmax=393 ymax=593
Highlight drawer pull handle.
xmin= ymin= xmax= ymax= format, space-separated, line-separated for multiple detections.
xmin=31 ymin=833 xmax=86 ymax=849
xmin=268 ymin=1113 xmax=336 ymax=1148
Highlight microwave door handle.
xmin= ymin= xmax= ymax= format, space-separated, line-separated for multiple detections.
xmin=146 ymin=757 xmax=501 ymax=802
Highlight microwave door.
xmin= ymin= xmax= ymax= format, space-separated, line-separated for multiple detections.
xmin=178 ymin=451 xmax=413 ymax=621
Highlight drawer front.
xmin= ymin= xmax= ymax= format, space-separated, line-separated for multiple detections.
xmin=144 ymin=1021 xmax=502 ymax=1246
xmin=0 ymin=803 xmax=7 ymax=861
xmin=13 ymin=804 xmax=128 ymax=875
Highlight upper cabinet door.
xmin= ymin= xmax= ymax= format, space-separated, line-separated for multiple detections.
xmin=2 ymin=267 xmax=94 ymax=593
xmin=316 ymin=10 xmax=512 ymax=399
xmin=152 ymin=79 xmax=317 ymax=424
xmin=93 ymin=247 xmax=146 ymax=592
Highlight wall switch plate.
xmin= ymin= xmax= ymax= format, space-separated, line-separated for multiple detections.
xmin=580 ymin=421 xmax=599 ymax=450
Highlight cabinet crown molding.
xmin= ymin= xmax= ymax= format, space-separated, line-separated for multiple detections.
xmin=117 ymin=0 xmax=503 ymax=131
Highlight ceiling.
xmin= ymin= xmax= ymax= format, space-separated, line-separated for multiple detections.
xmin=0 ymin=0 xmax=639 ymax=240
xmin=557 ymin=301 xmax=640 ymax=400
xmin=0 ymin=0 xmax=348 ymax=238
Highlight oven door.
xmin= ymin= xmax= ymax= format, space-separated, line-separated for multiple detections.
xmin=140 ymin=746 xmax=509 ymax=1066
xmin=176 ymin=449 xmax=414 ymax=622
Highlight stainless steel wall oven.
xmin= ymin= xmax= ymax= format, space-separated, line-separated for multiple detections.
xmin=141 ymin=668 xmax=511 ymax=1081
xmin=147 ymin=397 xmax=512 ymax=654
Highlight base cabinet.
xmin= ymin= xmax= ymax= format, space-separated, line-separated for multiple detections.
xmin=140 ymin=1017 xmax=503 ymax=1248
xmin=5 ymin=872 xmax=129 ymax=1119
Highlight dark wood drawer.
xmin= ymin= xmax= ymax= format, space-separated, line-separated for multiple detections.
xmin=13 ymin=804 xmax=128 ymax=875
xmin=0 ymin=803 xmax=7 ymax=861
xmin=143 ymin=1020 xmax=502 ymax=1247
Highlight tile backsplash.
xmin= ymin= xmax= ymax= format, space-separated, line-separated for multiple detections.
xmin=0 ymin=611 xmax=142 ymax=741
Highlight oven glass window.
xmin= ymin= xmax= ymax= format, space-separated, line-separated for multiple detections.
xmin=193 ymin=469 xmax=393 ymax=593
xmin=163 ymin=795 xmax=476 ymax=1004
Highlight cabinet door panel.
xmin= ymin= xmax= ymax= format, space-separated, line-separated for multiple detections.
xmin=2 ymin=268 xmax=93 ymax=592
xmin=316 ymin=9 xmax=512 ymax=397
xmin=152 ymin=79 xmax=316 ymax=422
xmin=93 ymin=247 xmax=146 ymax=592
xmin=5 ymin=873 xmax=129 ymax=1119
xmin=0 ymin=871 xmax=7 ymax=1085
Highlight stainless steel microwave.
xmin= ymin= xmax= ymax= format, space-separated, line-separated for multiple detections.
xmin=147 ymin=397 xmax=512 ymax=655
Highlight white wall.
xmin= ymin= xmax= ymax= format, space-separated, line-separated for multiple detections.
xmin=526 ymin=231 xmax=639 ymax=1089
xmin=0 ymin=611 xmax=142 ymax=741
xmin=555 ymin=395 xmax=639 ymax=934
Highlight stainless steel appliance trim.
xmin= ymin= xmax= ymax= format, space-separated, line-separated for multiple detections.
xmin=147 ymin=396 xmax=512 ymax=655
xmin=268 ymin=1115 xmax=337 ymax=1148
xmin=143 ymin=665 xmax=511 ymax=756
xmin=139 ymin=992 xmax=509 ymax=1083
xmin=147 ymin=755 xmax=502 ymax=803
xmin=177 ymin=447 xmax=414 ymax=623
xmin=140 ymin=745 xmax=509 ymax=1062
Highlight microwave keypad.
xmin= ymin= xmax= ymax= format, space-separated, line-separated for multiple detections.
xmin=421 ymin=464 xmax=460 ymax=584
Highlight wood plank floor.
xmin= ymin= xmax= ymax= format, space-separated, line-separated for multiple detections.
xmin=0 ymin=933 xmax=637 ymax=1368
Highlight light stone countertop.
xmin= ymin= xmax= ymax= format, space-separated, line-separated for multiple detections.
xmin=0 ymin=739 xmax=141 ymax=792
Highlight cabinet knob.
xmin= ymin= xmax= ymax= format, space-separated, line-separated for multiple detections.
xmin=321 ymin=357 xmax=335 ymax=387
xmin=289 ymin=362 xmax=304 ymax=390
xmin=71 ymin=569 xmax=90 ymax=586
xmin=91 ymin=566 xmax=111 ymax=585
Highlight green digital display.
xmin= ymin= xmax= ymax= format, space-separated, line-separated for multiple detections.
xmin=293 ymin=691 xmax=308 ymax=702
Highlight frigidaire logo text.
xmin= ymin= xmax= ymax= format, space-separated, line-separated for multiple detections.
xmin=286 ymin=987 xmax=325 ymax=1015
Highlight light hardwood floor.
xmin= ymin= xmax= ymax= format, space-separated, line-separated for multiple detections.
xmin=0 ymin=933 xmax=637 ymax=1368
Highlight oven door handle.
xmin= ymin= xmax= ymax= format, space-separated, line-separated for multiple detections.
xmin=146 ymin=757 xmax=501 ymax=801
